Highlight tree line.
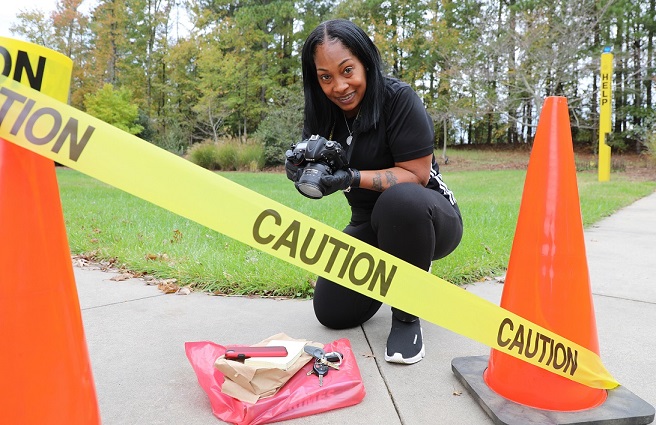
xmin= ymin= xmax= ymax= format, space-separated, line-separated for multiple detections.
xmin=11 ymin=0 xmax=656 ymax=165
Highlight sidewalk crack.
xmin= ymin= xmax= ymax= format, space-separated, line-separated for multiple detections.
xmin=592 ymin=292 xmax=656 ymax=305
xmin=361 ymin=324 xmax=405 ymax=425
xmin=81 ymin=294 xmax=167 ymax=310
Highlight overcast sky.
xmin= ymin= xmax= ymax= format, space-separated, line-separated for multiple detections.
xmin=1 ymin=0 xmax=190 ymax=43
xmin=0 ymin=0 xmax=96 ymax=41
xmin=2 ymin=0 xmax=53 ymax=40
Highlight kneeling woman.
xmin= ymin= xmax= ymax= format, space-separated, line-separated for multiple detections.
xmin=286 ymin=19 xmax=463 ymax=364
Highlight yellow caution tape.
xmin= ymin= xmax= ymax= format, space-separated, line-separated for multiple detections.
xmin=0 ymin=38 xmax=72 ymax=100
xmin=0 ymin=38 xmax=619 ymax=389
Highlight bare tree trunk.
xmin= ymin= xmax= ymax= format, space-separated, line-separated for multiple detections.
xmin=633 ymin=34 xmax=642 ymax=152
xmin=648 ymin=0 xmax=655 ymax=110
xmin=442 ymin=119 xmax=448 ymax=161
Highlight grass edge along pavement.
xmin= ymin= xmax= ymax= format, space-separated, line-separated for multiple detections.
xmin=58 ymin=165 xmax=656 ymax=298
xmin=0 ymin=75 xmax=619 ymax=388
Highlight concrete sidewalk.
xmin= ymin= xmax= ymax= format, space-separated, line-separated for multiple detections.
xmin=77 ymin=192 xmax=656 ymax=425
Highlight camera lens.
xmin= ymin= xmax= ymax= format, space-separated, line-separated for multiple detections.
xmin=297 ymin=182 xmax=323 ymax=199
xmin=295 ymin=164 xmax=329 ymax=199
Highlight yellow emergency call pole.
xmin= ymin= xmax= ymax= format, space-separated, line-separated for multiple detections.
xmin=598 ymin=47 xmax=613 ymax=182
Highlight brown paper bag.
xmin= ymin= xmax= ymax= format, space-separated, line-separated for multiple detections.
xmin=214 ymin=333 xmax=321 ymax=404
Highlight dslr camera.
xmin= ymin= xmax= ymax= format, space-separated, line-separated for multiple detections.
xmin=286 ymin=134 xmax=349 ymax=199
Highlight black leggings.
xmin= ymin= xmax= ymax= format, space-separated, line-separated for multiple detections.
xmin=313 ymin=183 xmax=463 ymax=329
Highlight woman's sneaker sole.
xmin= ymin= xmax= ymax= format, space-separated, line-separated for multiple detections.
xmin=385 ymin=320 xmax=426 ymax=364
xmin=385 ymin=340 xmax=425 ymax=364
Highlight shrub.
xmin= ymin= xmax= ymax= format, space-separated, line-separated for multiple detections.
xmin=216 ymin=143 xmax=239 ymax=170
xmin=187 ymin=143 xmax=220 ymax=170
xmin=237 ymin=143 xmax=265 ymax=171
xmin=604 ymin=133 xmax=628 ymax=153
xmin=646 ymin=132 xmax=656 ymax=165
xmin=254 ymin=86 xmax=304 ymax=166
xmin=84 ymin=83 xmax=144 ymax=135
xmin=152 ymin=121 xmax=190 ymax=155
xmin=187 ymin=139 xmax=266 ymax=171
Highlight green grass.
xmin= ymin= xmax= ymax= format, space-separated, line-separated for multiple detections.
xmin=431 ymin=169 xmax=656 ymax=284
xmin=59 ymin=169 xmax=350 ymax=297
xmin=58 ymin=165 xmax=656 ymax=297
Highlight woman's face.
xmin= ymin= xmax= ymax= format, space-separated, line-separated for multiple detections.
xmin=313 ymin=39 xmax=367 ymax=118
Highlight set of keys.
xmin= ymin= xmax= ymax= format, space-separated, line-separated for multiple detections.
xmin=304 ymin=346 xmax=343 ymax=387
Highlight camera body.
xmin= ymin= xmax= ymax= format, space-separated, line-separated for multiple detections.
xmin=286 ymin=134 xmax=349 ymax=199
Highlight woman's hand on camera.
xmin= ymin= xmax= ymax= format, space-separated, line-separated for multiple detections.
xmin=285 ymin=158 xmax=303 ymax=182
xmin=320 ymin=168 xmax=359 ymax=196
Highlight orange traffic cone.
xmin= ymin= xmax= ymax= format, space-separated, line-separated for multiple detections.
xmin=483 ymin=96 xmax=607 ymax=411
xmin=0 ymin=39 xmax=100 ymax=424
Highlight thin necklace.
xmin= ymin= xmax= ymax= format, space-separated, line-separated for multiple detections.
xmin=343 ymin=109 xmax=360 ymax=146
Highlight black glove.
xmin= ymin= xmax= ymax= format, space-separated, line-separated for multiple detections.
xmin=284 ymin=157 xmax=303 ymax=182
xmin=320 ymin=168 xmax=360 ymax=196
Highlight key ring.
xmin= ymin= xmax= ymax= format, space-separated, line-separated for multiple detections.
xmin=323 ymin=351 xmax=343 ymax=366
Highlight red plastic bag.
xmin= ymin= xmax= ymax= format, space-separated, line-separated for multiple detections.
xmin=185 ymin=338 xmax=365 ymax=425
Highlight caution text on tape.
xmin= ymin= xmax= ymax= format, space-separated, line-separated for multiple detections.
xmin=0 ymin=38 xmax=619 ymax=390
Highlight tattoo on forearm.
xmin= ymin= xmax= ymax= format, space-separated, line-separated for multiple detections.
xmin=385 ymin=171 xmax=398 ymax=187
xmin=372 ymin=173 xmax=383 ymax=191
xmin=372 ymin=171 xmax=398 ymax=191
